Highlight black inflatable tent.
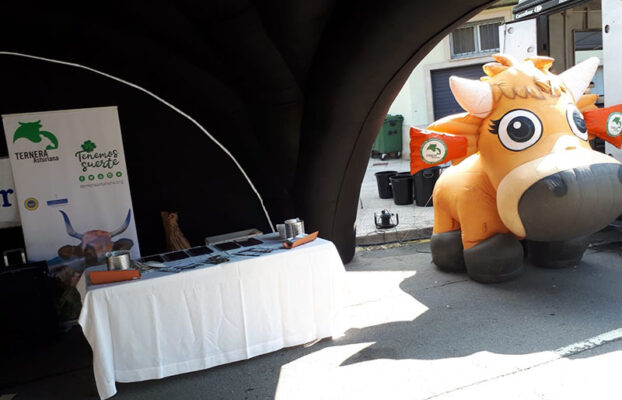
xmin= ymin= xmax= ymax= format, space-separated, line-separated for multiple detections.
xmin=0 ymin=0 xmax=493 ymax=263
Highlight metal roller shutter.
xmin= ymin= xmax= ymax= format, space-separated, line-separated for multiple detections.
xmin=431 ymin=63 xmax=485 ymax=120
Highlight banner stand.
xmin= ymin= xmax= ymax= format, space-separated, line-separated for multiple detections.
xmin=2 ymin=106 xmax=140 ymax=321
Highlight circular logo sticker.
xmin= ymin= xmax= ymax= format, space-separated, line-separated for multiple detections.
xmin=24 ymin=197 xmax=39 ymax=211
xmin=607 ymin=112 xmax=622 ymax=137
xmin=420 ymin=138 xmax=448 ymax=164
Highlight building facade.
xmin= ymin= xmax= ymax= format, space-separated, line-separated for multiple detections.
xmin=389 ymin=0 xmax=608 ymax=159
xmin=389 ymin=2 xmax=516 ymax=158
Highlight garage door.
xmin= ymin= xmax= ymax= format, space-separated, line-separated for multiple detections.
xmin=431 ymin=63 xmax=485 ymax=120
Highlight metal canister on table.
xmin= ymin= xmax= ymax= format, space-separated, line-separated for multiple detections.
xmin=106 ymin=250 xmax=132 ymax=270
xmin=284 ymin=218 xmax=305 ymax=239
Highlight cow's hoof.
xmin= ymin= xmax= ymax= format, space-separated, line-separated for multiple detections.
xmin=464 ymin=233 xmax=524 ymax=283
xmin=431 ymin=230 xmax=465 ymax=272
xmin=526 ymin=236 xmax=589 ymax=269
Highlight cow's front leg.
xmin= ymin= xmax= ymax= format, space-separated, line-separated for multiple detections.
xmin=431 ymin=230 xmax=465 ymax=272
xmin=525 ymin=236 xmax=589 ymax=269
xmin=459 ymin=197 xmax=524 ymax=283
xmin=463 ymin=234 xmax=524 ymax=283
xmin=431 ymin=202 xmax=465 ymax=272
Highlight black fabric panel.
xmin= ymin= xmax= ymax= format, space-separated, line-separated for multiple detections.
xmin=0 ymin=1 xmax=310 ymax=255
xmin=0 ymin=0 xmax=493 ymax=261
xmin=0 ymin=56 xmax=270 ymax=256
xmin=296 ymin=0 xmax=494 ymax=261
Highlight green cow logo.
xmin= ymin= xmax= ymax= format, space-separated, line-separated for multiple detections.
xmin=421 ymin=138 xmax=447 ymax=164
xmin=13 ymin=121 xmax=58 ymax=150
xmin=607 ymin=112 xmax=622 ymax=138
xmin=427 ymin=144 xmax=442 ymax=155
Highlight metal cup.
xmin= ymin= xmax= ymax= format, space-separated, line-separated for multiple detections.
xmin=276 ymin=224 xmax=287 ymax=239
xmin=106 ymin=250 xmax=131 ymax=271
xmin=284 ymin=218 xmax=305 ymax=238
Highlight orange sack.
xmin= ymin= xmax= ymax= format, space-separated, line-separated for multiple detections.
xmin=89 ymin=269 xmax=141 ymax=285
xmin=409 ymin=127 xmax=467 ymax=174
xmin=584 ymin=104 xmax=622 ymax=148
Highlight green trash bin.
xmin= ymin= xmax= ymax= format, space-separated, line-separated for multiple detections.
xmin=372 ymin=114 xmax=403 ymax=160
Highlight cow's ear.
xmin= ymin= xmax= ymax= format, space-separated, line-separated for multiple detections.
xmin=427 ymin=112 xmax=482 ymax=164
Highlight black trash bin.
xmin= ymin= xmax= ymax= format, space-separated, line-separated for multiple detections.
xmin=390 ymin=173 xmax=414 ymax=205
xmin=375 ymin=170 xmax=397 ymax=199
xmin=414 ymin=166 xmax=440 ymax=207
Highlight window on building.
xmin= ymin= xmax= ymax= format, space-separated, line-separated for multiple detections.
xmin=574 ymin=30 xmax=602 ymax=51
xmin=450 ymin=19 xmax=503 ymax=59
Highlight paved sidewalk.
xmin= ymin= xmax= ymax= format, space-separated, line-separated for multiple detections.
xmin=356 ymin=157 xmax=434 ymax=245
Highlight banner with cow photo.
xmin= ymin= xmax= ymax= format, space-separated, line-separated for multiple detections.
xmin=2 ymin=106 xmax=140 ymax=320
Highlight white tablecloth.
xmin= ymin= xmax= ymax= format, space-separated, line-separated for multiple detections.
xmin=78 ymin=234 xmax=346 ymax=399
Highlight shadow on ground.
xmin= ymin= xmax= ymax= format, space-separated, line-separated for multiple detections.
xmin=4 ymin=234 xmax=622 ymax=399
xmin=339 ymin=242 xmax=622 ymax=366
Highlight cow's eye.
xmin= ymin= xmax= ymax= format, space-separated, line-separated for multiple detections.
xmin=566 ymin=105 xmax=588 ymax=140
xmin=491 ymin=109 xmax=543 ymax=151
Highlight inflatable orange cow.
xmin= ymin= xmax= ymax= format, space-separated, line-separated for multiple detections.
xmin=419 ymin=54 xmax=622 ymax=283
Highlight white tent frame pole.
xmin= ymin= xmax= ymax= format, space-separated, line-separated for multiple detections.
xmin=0 ymin=51 xmax=276 ymax=232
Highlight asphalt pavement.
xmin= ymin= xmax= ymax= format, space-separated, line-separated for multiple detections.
xmin=5 ymin=228 xmax=622 ymax=399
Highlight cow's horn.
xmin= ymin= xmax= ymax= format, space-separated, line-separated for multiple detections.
xmin=59 ymin=210 xmax=84 ymax=240
xmin=559 ymin=57 xmax=599 ymax=102
xmin=110 ymin=209 xmax=132 ymax=237
xmin=449 ymin=76 xmax=493 ymax=118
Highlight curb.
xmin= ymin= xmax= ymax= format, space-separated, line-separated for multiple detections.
xmin=355 ymin=226 xmax=433 ymax=246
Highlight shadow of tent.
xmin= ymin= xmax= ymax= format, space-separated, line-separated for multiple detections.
xmin=337 ymin=247 xmax=622 ymax=366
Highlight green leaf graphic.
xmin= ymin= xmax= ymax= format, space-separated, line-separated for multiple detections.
xmin=81 ymin=140 xmax=96 ymax=153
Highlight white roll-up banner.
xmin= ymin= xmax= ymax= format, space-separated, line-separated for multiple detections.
xmin=2 ymin=106 xmax=140 ymax=318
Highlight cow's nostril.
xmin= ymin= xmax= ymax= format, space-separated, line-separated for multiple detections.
xmin=545 ymin=175 xmax=567 ymax=197
xmin=519 ymin=163 xmax=622 ymax=241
